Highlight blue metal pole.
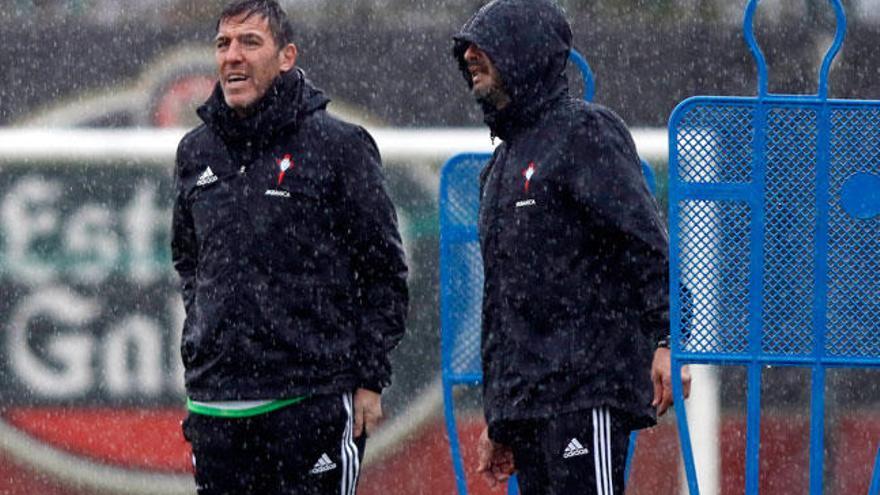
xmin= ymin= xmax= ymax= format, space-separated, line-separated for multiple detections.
xmin=869 ymin=445 xmax=880 ymax=495
xmin=743 ymin=72 xmax=771 ymax=493
xmin=808 ymin=92 xmax=834 ymax=495
xmin=507 ymin=475 xmax=519 ymax=495
xmin=673 ymin=355 xmax=701 ymax=495
xmin=443 ymin=381 xmax=470 ymax=495
xmin=744 ymin=364 xmax=763 ymax=495
xmin=666 ymin=108 xmax=700 ymax=494
xmin=624 ymin=430 xmax=638 ymax=484
xmin=807 ymin=366 xmax=826 ymax=495
xmin=743 ymin=87 xmax=769 ymax=495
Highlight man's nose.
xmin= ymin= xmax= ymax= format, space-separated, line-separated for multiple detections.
xmin=463 ymin=44 xmax=479 ymax=62
xmin=225 ymin=40 xmax=244 ymax=62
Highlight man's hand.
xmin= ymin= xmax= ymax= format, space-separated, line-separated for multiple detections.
xmin=476 ymin=426 xmax=515 ymax=487
xmin=651 ymin=347 xmax=692 ymax=416
xmin=353 ymin=388 xmax=383 ymax=438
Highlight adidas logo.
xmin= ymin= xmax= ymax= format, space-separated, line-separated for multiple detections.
xmin=309 ymin=453 xmax=337 ymax=474
xmin=196 ymin=167 xmax=218 ymax=187
xmin=563 ymin=438 xmax=589 ymax=458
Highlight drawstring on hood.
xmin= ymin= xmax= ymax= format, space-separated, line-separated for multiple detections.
xmin=453 ymin=0 xmax=572 ymax=140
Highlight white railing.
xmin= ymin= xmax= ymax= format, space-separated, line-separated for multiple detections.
xmin=0 ymin=127 xmax=669 ymax=165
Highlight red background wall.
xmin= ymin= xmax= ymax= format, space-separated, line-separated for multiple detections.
xmin=1 ymin=412 xmax=878 ymax=494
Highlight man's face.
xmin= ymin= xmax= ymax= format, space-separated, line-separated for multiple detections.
xmin=215 ymin=13 xmax=297 ymax=116
xmin=463 ymin=43 xmax=509 ymax=109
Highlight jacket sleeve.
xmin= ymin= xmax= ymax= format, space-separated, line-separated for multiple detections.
xmin=565 ymin=110 xmax=670 ymax=347
xmin=337 ymin=126 xmax=409 ymax=393
xmin=171 ymin=144 xmax=198 ymax=316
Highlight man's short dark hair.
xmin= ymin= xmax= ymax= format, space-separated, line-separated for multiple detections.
xmin=217 ymin=0 xmax=295 ymax=50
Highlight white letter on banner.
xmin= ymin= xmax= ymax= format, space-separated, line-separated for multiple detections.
xmin=124 ymin=183 xmax=168 ymax=285
xmin=64 ymin=204 xmax=120 ymax=284
xmin=1 ymin=177 xmax=61 ymax=285
xmin=103 ymin=315 xmax=163 ymax=397
xmin=8 ymin=287 xmax=97 ymax=397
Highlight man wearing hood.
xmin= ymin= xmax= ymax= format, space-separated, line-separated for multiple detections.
xmin=453 ymin=1 xmax=689 ymax=493
xmin=171 ymin=1 xmax=408 ymax=493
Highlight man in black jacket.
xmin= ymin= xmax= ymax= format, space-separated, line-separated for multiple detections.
xmin=452 ymin=1 xmax=689 ymax=493
xmin=171 ymin=1 xmax=408 ymax=493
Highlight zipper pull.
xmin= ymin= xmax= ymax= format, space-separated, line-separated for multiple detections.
xmin=239 ymin=166 xmax=246 ymax=175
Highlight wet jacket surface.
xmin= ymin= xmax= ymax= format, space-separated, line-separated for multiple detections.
xmin=172 ymin=69 xmax=408 ymax=400
xmin=453 ymin=0 xmax=669 ymax=433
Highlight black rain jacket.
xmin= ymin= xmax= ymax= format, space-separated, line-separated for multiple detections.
xmin=453 ymin=0 xmax=669 ymax=433
xmin=171 ymin=69 xmax=408 ymax=400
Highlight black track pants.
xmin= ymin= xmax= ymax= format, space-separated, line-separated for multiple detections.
xmin=495 ymin=406 xmax=632 ymax=495
xmin=182 ymin=393 xmax=365 ymax=495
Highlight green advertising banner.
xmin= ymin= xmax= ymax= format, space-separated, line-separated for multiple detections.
xmin=0 ymin=156 xmax=440 ymax=494
xmin=0 ymin=163 xmax=182 ymax=406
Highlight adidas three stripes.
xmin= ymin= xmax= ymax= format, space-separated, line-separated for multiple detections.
xmin=495 ymin=406 xmax=632 ymax=495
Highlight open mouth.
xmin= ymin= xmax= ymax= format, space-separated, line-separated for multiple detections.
xmin=225 ymin=74 xmax=248 ymax=85
xmin=468 ymin=65 xmax=485 ymax=83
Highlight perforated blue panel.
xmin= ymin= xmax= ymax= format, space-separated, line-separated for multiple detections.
xmin=440 ymin=155 xmax=485 ymax=380
xmin=670 ymin=102 xmax=880 ymax=364
xmin=827 ymin=109 xmax=880 ymax=358
xmin=676 ymin=199 xmax=752 ymax=355
xmin=675 ymin=105 xmax=754 ymax=184
xmin=668 ymin=2 xmax=880 ymax=494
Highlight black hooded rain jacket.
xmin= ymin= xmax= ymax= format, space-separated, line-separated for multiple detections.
xmin=171 ymin=69 xmax=408 ymax=401
xmin=453 ymin=0 xmax=669 ymax=434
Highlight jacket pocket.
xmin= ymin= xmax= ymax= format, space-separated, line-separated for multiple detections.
xmin=180 ymin=294 xmax=233 ymax=369
xmin=252 ymin=284 xmax=355 ymax=371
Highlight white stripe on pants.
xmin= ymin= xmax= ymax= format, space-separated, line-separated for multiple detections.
xmin=592 ymin=407 xmax=614 ymax=495
xmin=340 ymin=393 xmax=361 ymax=495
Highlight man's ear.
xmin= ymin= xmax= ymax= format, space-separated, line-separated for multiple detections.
xmin=279 ymin=43 xmax=297 ymax=72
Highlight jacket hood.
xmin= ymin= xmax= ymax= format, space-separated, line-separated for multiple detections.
xmin=453 ymin=0 xmax=572 ymax=138
xmin=198 ymin=68 xmax=330 ymax=144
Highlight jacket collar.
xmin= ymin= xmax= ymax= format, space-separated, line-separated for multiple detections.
xmin=197 ymin=68 xmax=330 ymax=146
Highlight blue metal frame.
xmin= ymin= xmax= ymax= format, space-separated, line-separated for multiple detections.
xmin=568 ymin=48 xmax=596 ymax=102
xmin=668 ymin=1 xmax=880 ymax=494
xmin=440 ymin=48 xmax=653 ymax=495
xmin=440 ymin=152 xmax=494 ymax=495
